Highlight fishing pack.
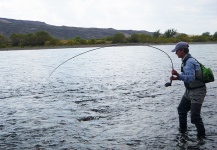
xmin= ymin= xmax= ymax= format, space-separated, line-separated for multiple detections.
xmin=198 ymin=62 xmax=215 ymax=83
xmin=192 ymin=58 xmax=215 ymax=83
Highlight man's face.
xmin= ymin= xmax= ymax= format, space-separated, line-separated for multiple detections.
xmin=175 ymin=49 xmax=184 ymax=58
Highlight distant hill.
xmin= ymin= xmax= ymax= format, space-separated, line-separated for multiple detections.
xmin=0 ymin=18 xmax=152 ymax=40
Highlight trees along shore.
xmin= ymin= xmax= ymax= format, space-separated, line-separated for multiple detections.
xmin=1 ymin=30 xmax=217 ymax=50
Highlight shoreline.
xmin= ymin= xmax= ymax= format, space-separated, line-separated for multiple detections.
xmin=1 ymin=42 xmax=217 ymax=51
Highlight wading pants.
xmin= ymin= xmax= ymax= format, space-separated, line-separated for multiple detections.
xmin=177 ymin=87 xmax=206 ymax=137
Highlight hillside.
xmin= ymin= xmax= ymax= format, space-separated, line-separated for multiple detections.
xmin=0 ymin=18 xmax=152 ymax=40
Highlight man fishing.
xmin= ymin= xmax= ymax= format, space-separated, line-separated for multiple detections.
xmin=170 ymin=42 xmax=206 ymax=139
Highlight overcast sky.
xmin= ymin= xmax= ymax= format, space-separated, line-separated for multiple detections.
xmin=1 ymin=0 xmax=216 ymax=35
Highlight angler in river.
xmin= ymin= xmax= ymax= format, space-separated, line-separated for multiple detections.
xmin=170 ymin=42 xmax=206 ymax=139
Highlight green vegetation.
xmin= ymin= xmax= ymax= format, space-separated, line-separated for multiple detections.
xmin=1 ymin=29 xmax=217 ymax=49
xmin=9 ymin=31 xmax=60 ymax=47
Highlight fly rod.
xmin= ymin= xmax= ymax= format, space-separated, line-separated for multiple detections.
xmin=49 ymin=44 xmax=173 ymax=87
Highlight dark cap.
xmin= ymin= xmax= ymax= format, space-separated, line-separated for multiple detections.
xmin=171 ymin=42 xmax=189 ymax=52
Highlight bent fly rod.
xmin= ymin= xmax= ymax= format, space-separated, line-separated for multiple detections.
xmin=49 ymin=44 xmax=174 ymax=87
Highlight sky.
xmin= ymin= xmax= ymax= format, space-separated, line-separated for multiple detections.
xmin=0 ymin=0 xmax=217 ymax=35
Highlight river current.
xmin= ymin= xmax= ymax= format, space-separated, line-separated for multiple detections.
xmin=0 ymin=44 xmax=217 ymax=149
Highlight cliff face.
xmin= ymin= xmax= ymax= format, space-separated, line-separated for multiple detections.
xmin=0 ymin=18 xmax=152 ymax=39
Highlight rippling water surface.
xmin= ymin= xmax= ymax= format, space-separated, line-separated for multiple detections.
xmin=0 ymin=44 xmax=217 ymax=150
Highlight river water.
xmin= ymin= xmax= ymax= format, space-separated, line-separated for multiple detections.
xmin=0 ymin=44 xmax=216 ymax=150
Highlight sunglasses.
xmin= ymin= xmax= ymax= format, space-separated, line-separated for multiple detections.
xmin=176 ymin=49 xmax=183 ymax=54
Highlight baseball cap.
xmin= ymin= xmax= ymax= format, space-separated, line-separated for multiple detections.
xmin=171 ymin=42 xmax=189 ymax=52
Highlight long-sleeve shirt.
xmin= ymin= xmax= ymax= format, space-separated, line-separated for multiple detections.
xmin=179 ymin=57 xmax=201 ymax=83
xmin=179 ymin=54 xmax=205 ymax=89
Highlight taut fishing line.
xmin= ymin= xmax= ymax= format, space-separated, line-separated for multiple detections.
xmin=49 ymin=44 xmax=174 ymax=87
